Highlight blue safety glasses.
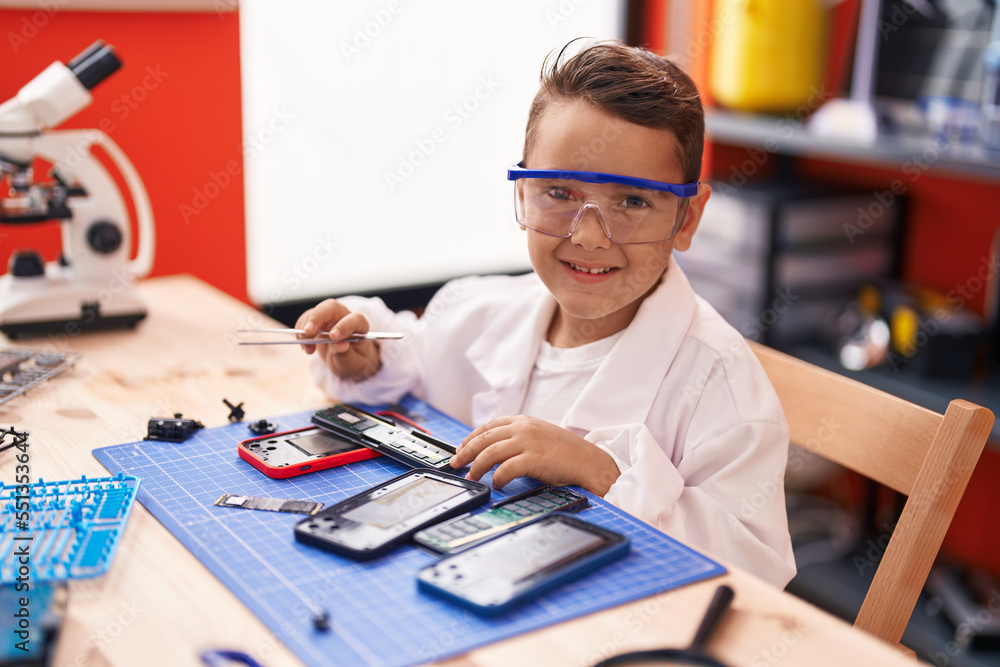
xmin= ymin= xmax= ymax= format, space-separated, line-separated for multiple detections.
xmin=507 ymin=163 xmax=699 ymax=244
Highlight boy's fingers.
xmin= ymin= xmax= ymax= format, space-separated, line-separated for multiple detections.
xmin=465 ymin=434 xmax=520 ymax=482
xmin=328 ymin=316 xmax=371 ymax=356
xmin=464 ymin=445 xmax=497 ymax=481
xmin=453 ymin=425 xmax=488 ymax=467
xmin=300 ymin=299 xmax=352 ymax=337
xmin=329 ymin=312 xmax=371 ymax=340
xmin=294 ymin=300 xmax=382 ymax=382
xmin=459 ymin=417 xmax=515 ymax=448
xmin=458 ymin=422 xmax=489 ymax=451
xmin=488 ymin=460 xmax=525 ymax=490
xmin=294 ymin=310 xmax=315 ymax=352
xmin=454 ymin=422 xmax=505 ymax=467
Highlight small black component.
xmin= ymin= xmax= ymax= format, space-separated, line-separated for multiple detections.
xmin=223 ymin=398 xmax=245 ymax=422
xmin=145 ymin=413 xmax=204 ymax=442
xmin=248 ymin=419 xmax=276 ymax=435
xmin=0 ymin=426 xmax=29 ymax=454
xmin=312 ymin=610 xmax=331 ymax=632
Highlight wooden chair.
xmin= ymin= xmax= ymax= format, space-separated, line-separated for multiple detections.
xmin=749 ymin=341 xmax=995 ymax=647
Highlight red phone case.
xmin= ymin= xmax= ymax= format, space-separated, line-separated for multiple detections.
xmin=238 ymin=426 xmax=381 ymax=479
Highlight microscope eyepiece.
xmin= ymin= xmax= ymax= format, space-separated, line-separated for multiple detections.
xmin=67 ymin=40 xmax=121 ymax=91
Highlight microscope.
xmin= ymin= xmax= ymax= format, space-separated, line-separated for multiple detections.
xmin=0 ymin=40 xmax=155 ymax=339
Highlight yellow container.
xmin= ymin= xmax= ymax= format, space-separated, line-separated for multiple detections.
xmin=709 ymin=0 xmax=826 ymax=114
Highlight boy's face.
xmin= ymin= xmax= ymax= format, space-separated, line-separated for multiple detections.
xmin=522 ymin=99 xmax=710 ymax=345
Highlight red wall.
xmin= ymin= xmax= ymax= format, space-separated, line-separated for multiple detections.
xmin=1 ymin=9 xmax=247 ymax=302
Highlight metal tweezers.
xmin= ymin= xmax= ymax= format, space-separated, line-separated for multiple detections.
xmin=236 ymin=328 xmax=404 ymax=345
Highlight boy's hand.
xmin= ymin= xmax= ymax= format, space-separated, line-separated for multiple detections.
xmin=294 ymin=299 xmax=381 ymax=381
xmin=452 ymin=415 xmax=620 ymax=496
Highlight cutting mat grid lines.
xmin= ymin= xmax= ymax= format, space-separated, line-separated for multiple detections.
xmin=94 ymin=396 xmax=724 ymax=667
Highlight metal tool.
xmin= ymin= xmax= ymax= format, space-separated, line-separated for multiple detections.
xmin=0 ymin=40 xmax=155 ymax=338
xmin=236 ymin=328 xmax=403 ymax=346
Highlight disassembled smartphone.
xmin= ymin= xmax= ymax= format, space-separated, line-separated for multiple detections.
xmin=239 ymin=426 xmax=380 ymax=479
xmin=311 ymin=404 xmax=457 ymax=470
xmin=294 ymin=469 xmax=490 ymax=560
xmin=417 ymin=513 xmax=630 ymax=615
xmin=413 ymin=485 xmax=589 ymax=554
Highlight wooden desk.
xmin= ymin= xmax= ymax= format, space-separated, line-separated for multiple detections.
xmin=0 ymin=275 xmax=916 ymax=667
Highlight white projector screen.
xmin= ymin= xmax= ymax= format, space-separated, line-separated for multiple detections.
xmin=240 ymin=0 xmax=626 ymax=306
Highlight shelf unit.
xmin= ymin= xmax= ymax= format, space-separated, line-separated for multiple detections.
xmin=707 ymin=107 xmax=1000 ymax=183
xmin=704 ymin=107 xmax=1000 ymax=443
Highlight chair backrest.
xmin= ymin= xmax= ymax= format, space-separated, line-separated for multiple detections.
xmin=749 ymin=341 xmax=995 ymax=646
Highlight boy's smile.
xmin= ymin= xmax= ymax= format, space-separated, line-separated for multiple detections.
xmin=565 ymin=260 xmax=616 ymax=278
xmin=522 ymin=99 xmax=710 ymax=348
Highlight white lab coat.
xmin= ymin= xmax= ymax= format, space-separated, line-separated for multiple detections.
xmin=311 ymin=257 xmax=797 ymax=588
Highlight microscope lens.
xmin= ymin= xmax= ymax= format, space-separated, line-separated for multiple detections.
xmin=68 ymin=40 xmax=122 ymax=91
xmin=67 ymin=40 xmax=107 ymax=69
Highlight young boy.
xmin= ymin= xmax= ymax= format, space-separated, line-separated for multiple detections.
xmin=296 ymin=41 xmax=796 ymax=588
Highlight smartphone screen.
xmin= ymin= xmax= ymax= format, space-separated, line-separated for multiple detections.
xmin=471 ymin=521 xmax=604 ymax=582
xmin=295 ymin=469 xmax=490 ymax=559
xmin=343 ymin=477 xmax=465 ymax=529
xmin=417 ymin=513 xmax=629 ymax=614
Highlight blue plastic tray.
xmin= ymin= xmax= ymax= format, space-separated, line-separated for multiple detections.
xmin=0 ymin=473 xmax=140 ymax=583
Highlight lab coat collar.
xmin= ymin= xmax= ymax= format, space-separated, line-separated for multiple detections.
xmin=564 ymin=255 xmax=697 ymax=432
xmin=465 ymin=277 xmax=555 ymax=415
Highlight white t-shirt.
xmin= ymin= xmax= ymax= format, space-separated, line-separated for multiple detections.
xmin=520 ymin=332 xmax=625 ymax=424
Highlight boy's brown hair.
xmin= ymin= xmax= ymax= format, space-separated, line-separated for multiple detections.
xmin=523 ymin=40 xmax=704 ymax=183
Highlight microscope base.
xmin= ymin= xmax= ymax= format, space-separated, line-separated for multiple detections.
xmin=0 ymin=272 xmax=147 ymax=340
xmin=1 ymin=311 xmax=146 ymax=339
